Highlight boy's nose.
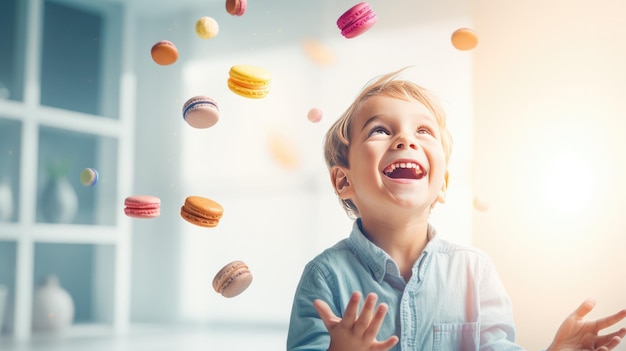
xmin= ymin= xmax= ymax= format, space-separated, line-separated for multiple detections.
xmin=394 ymin=139 xmax=417 ymax=150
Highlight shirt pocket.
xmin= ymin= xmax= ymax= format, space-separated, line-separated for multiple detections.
xmin=433 ymin=322 xmax=479 ymax=351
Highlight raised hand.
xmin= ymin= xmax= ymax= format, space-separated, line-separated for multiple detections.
xmin=547 ymin=298 xmax=626 ymax=351
xmin=313 ymin=291 xmax=399 ymax=351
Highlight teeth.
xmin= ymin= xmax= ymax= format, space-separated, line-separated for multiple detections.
xmin=384 ymin=162 xmax=422 ymax=175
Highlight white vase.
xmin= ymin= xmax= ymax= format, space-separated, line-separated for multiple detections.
xmin=40 ymin=176 xmax=78 ymax=223
xmin=32 ymin=275 xmax=74 ymax=332
xmin=0 ymin=178 xmax=13 ymax=222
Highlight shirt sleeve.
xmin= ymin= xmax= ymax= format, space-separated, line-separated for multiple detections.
xmin=478 ymin=257 xmax=526 ymax=351
xmin=287 ymin=260 xmax=337 ymax=351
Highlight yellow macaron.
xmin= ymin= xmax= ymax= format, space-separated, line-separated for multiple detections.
xmin=227 ymin=64 xmax=271 ymax=99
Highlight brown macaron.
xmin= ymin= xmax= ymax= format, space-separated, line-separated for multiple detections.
xmin=180 ymin=196 xmax=224 ymax=227
xmin=212 ymin=260 xmax=253 ymax=298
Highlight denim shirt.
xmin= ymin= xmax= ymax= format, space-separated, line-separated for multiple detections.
xmin=287 ymin=219 xmax=525 ymax=351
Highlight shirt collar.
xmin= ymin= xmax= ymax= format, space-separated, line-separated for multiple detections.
xmin=348 ymin=218 xmax=438 ymax=284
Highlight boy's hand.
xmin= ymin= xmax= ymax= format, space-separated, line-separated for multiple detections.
xmin=314 ymin=292 xmax=399 ymax=351
xmin=547 ymin=298 xmax=626 ymax=351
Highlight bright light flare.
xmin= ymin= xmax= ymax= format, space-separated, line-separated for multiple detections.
xmin=510 ymin=118 xmax=614 ymax=237
xmin=540 ymin=151 xmax=594 ymax=215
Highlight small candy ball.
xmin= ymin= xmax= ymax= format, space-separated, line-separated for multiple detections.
xmin=473 ymin=196 xmax=489 ymax=212
xmin=451 ymin=28 xmax=478 ymax=51
xmin=268 ymin=132 xmax=300 ymax=170
xmin=302 ymin=39 xmax=336 ymax=67
xmin=80 ymin=168 xmax=99 ymax=186
xmin=307 ymin=107 xmax=323 ymax=123
xmin=195 ymin=16 xmax=219 ymax=39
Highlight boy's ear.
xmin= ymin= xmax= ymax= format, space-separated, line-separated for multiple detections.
xmin=436 ymin=170 xmax=449 ymax=204
xmin=330 ymin=166 xmax=353 ymax=199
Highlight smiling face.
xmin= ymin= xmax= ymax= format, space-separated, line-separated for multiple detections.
xmin=324 ymin=69 xmax=453 ymax=219
xmin=331 ymin=95 xmax=448 ymax=220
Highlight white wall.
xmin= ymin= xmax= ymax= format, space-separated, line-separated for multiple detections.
xmin=472 ymin=0 xmax=626 ymax=349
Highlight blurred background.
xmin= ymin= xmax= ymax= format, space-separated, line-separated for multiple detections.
xmin=0 ymin=0 xmax=624 ymax=350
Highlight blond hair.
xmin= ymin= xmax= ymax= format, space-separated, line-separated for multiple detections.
xmin=323 ymin=67 xmax=453 ymax=218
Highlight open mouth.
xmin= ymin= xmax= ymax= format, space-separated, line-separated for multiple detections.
xmin=383 ymin=161 xmax=425 ymax=180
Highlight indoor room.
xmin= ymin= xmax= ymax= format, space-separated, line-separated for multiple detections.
xmin=1 ymin=0 xmax=625 ymax=350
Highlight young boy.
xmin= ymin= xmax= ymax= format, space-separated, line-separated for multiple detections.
xmin=286 ymin=68 xmax=626 ymax=351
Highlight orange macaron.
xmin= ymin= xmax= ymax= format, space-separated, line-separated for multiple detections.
xmin=151 ymin=40 xmax=179 ymax=65
xmin=451 ymin=28 xmax=478 ymax=51
xmin=180 ymin=196 xmax=223 ymax=227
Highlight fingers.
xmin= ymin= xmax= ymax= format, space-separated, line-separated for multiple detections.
xmin=363 ymin=302 xmax=389 ymax=340
xmin=343 ymin=291 xmax=362 ymax=325
xmin=604 ymin=335 xmax=622 ymax=350
xmin=595 ymin=328 xmax=626 ymax=350
xmin=571 ymin=298 xmax=626 ymax=330
xmin=354 ymin=293 xmax=378 ymax=333
xmin=313 ymin=299 xmax=340 ymax=329
xmin=372 ymin=335 xmax=400 ymax=351
xmin=596 ymin=309 xmax=626 ymax=331
xmin=314 ymin=292 xmax=379 ymax=332
xmin=315 ymin=291 xmax=396 ymax=350
xmin=572 ymin=298 xmax=598 ymax=320
xmin=594 ymin=332 xmax=622 ymax=349
xmin=596 ymin=335 xmax=622 ymax=351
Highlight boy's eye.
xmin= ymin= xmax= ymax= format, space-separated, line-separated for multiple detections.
xmin=417 ymin=125 xmax=434 ymax=135
xmin=368 ymin=125 xmax=390 ymax=136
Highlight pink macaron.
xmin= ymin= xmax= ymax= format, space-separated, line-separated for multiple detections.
xmin=225 ymin=0 xmax=247 ymax=16
xmin=337 ymin=2 xmax=377 ymax=39
xmin=182 ymin=95 xmax=220 ymax=129
xmin=124 ymin=195 xmax=161 ymax=218
xmin=212 ymin=260 xmax=253 ymax=298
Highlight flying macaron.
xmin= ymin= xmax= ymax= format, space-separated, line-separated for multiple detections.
xmin=336 ymin=2 xmax=377 ymax=39
xmin=225 ymin=0 xmax=247 ymax=16
xmin=180 ymin=195 xmax=224 ymax=227
xmin=79 ymin=167 xmax=99 ymax=186
xmin=227 ymin=64 xmax=272 ymax=99
xmin=451 ymin=28 xmax=479 ymax=51
xmin=212 ymin=260 xmax=253 ymax=298
xmin=182 ymin=95 xmax=220 ymax=129
xmin=151 ymin=40 xmax=179 ymax=65
xmin=124 ymin=195 xmax=161 ymax=218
